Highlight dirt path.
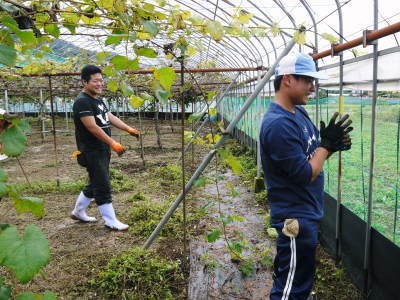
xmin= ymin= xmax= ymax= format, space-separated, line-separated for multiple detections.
xmin=189 ymin=169 xmax=274 ymax=299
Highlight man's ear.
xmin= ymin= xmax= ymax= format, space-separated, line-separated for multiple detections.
xmin=281 ymin=74 xmax=292 ymax=88
xmin=82 ymin=80 xmax=87 ymax=86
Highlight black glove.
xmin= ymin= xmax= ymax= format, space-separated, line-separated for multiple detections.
xmin=319 ymin=112 xmax=353 ymax=152
xmin=332 ymin=132 xmax=353 ymax=152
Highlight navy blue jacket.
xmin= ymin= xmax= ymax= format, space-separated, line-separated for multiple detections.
xmin=260 ymin=102 xmax=324 ymax=222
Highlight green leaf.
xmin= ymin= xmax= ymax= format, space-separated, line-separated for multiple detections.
xmin=188 ymin=113 xmax=202 ymax=122
xmin=18 ymin=119 xmax=31 ymax=135
xmin=105 ymin=35 xmax=123 ymax=45
xmin=220 ymin=214 xmax=233 ymax=225
xmin=154 ymin=67 xmax=176 ymax=91
xmin=231 ymin=215 xmax=245 ymax=222
xmin=0 ymin=182 xmax=7 ymax=197
xmin=0 ymin=168 xmax=7 ymax=182
xmin=209 ymin=108 xmax=217 ymax=117
xmin=16 ymin=290 xmax=56 ymax=300
xmin=226 ymin=155 xmax=242 ymax=176
xmin=0 ymin=30 xmax=14 ymax=47
xmin=0 ymin=224 xmax=9 ymax=231
xmin=97 ymin=51 xmax=110 ymax=61
xmin=238 ymin=13 xmax=253 ymax=25
xmin=193 ymin=176 xmax=206 ymax=188
xmin=207 ymin=91 xmax=217 ymax=102
xmin=0 ymin=125 xmax=26 ymax=157
xmin=0 ymin=225 xmax=50 ymax=283
xmin=270 ymin=22 xmax=281 ymax=37
xmin=107 ymin=80 xmax=119 ymax=92
xmin=11 ymin=196 xmax=44 ymax=218
xmin=267 ymin=227 xmax=278 ymax=238
xmin=129 ymin=95 xmax=145 ymax=109
xmin=0 ymin=44 xmax=17 ymax=66
xmin=44 ymin=24 xmax=60 ymax=38
xmin=110 ymin=55 xmax=128 ymax=70
xmin=321 ymin=33 xmax=339 ymax=44
xmin=294 ymin=31 xmax=306 ymax=45
xmin=136 ymin=47 xmax=158 ymax=58
xmin=239 ymin=259 xmax=255 ymax=277
xmin=121 ymin=83 xmax=134 ymax=97
xmin=0 ymin=275 xmax=11 ymax=300
xmin=143 ymin=20 xmax=158 ymax=36
xmin=139 ymin=92 xmax=154 ymax=101
xmin=16 ymin=30 xmax=36 ymax=44
xmin=206 ymin=228 xmax=221 ymax=242
xmin=155 ymin=89 xmax=170 ymax=104
xmin=206 ymin=21 xmax=224 ymax=42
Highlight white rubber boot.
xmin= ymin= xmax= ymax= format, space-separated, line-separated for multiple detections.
xmin=71 ymin=192 xmax=97 ymax=222
xmin=98 ymin=203 xmax=129 ymax=231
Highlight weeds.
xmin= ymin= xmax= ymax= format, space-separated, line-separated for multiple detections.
xmin=92 ymin=247 xmax=185 ymax=299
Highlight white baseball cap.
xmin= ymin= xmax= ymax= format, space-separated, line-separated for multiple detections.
xmin=275 ymin=52 xmax=328 ymax=80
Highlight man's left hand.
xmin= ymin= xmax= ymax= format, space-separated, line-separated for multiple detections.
xmin=127 ymin=127 xmax=140 ymax=139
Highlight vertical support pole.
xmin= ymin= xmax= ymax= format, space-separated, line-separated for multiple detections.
xmin=364 ymin=0 xmax=379 ymax=296
xmin=40 ymin=89 xmax=45 ymax=143
xmin=48 ymin=76 xmax=60 ymax=187
xmin=256 ymin=65 xmax=262 ymax=178
xmin=334 ymin=0 xmax=344 ymax=263
xmin=180 ymin=58 xmax=187 ymax=255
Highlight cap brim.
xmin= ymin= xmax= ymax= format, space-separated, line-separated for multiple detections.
xmin=294 ymin=71 xmax=329 ymax=80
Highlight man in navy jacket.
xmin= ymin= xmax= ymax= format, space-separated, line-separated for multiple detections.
xmin=260 ymin=52 xmax=353 ymax=300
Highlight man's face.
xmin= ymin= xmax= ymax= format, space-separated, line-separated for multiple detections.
xmin=83 ymin=73 xmax=104 ymax=96
xmin=287 ymin=75 xmax=315 ymax=105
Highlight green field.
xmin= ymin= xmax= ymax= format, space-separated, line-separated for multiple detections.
xmin=219 ymin=96 xmax=400 ymax=245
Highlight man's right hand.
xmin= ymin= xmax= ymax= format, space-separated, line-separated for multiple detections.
xmin=319 ymin=112 xmax=353 ymax=152
xmin=111 ymin=142 xmax=125 ymax=156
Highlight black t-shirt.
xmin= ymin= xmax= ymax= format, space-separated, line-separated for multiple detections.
xmin=73 ymin=92 xmax=111 ymax=152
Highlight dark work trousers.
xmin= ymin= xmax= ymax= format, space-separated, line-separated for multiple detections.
xmin=270 ymin=218 xmax=319 ymax=300
xmin=77 ymin=149 xmax=112 ymax=206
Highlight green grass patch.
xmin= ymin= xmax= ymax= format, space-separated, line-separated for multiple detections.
xmin=91 ymin=247 xmax=185 ymax=299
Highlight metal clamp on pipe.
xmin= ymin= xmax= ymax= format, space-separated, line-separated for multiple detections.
xmin=363 ymin=29 xmax=377 ymax=47
xmin=330 ymin=43 xmax=341 ymax=57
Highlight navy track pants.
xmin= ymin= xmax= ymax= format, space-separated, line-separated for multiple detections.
xmin=270 ymin=218 xmax=319 ymax=300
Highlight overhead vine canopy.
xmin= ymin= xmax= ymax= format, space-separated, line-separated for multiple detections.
xmin=0 ymin=0 xmax=399 ymax=96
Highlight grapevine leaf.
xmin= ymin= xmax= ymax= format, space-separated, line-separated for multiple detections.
xmin=294 ymin=31 xmax=306 ymax=45
xmin=136 ymin=47 xmax=158 ymax=58
xmin=44 ymin=24 xmax=60 ymax=38
xmin=143 ymin=20 xmax=158 ymax=36
xmin=0 ymin=275 xmax=11 ymax=300
xmin=105 ymin=35 xmax=123 ymax=45
xmin=154 ymin=89 xmax=170 ymax=104
xmin=129 ymin=95 xmax=145 ymax=109
xmin=193 ymin=176 xmax=206 ymax=188
xmin=270 ymin=22 xmax=281 ymax=37
xmin=0 ymin=225 xmax=50 ymax=284
xmin=225 ymin=155 xmax=242 ymax=176
xmin=0 ymin=182 xmax=7 ymax=197
xmin=321 ymin=33 xmax=339 ymax=44
xmin=0 ymin=44 xmax=17 ymax=66
xmin=154 ymin=67 xmax=176 ymax=91
xmin=11 ymin=196 xmax=44 ymax=218
xmin=206 ymin=228 xmax=221 ymax=242
xmin=0 ymin=168 xmax=7 ymax=182
xmin=121 ymin=83 xmax=134 ymax=96
xmin=16 ymin=290 xmax=56 ymax=300
xmin=206 ymin=21 xmax=224 ymax=41
xmin=107 ymin=80 xmax=119 ymax=92
xmin=238 ymin=13 xmax=253 ymax=25
xmin=0 ymin=125 xmax=26 ymax=157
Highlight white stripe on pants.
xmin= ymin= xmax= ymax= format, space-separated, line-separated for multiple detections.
xmin=282 ymin=236 xmax=297 ymax=300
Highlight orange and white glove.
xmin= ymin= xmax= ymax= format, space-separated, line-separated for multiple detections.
xmin=126 ymin=127 xmax=140 ymax=138
xmin=111 ymin=142 xmax=125 ymax=156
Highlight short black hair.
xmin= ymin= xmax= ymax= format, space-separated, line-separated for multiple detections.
xmin=274 ymin=75 xmax=283 ymax=91
xmin=81 ymin=65 xmax=102 ymax=82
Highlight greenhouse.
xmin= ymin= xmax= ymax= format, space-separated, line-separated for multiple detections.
xmin=0 ymin=0 xmax=399 ymax=299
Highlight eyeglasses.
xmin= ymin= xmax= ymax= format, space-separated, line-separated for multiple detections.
xmin=293 ymin=75 xmax=315 ymax=85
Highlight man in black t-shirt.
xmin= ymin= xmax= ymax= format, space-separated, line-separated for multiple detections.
xmin=71 ymin=65 xmax=140 ymax=231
